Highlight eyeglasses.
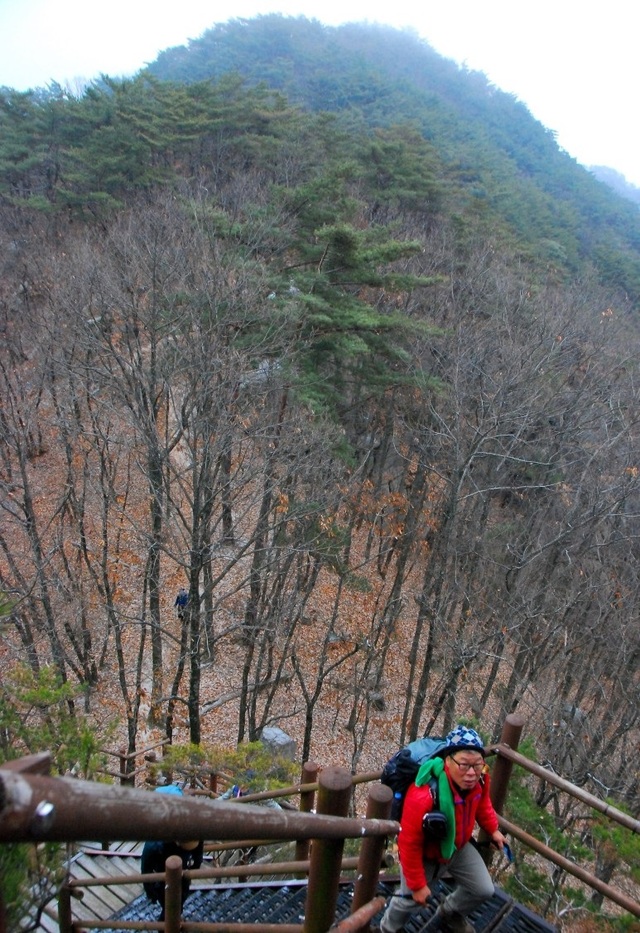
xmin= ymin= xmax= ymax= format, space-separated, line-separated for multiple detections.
xmin=450 ymin=757 xmax=484 ymax=774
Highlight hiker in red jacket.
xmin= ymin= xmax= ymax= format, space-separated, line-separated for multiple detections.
xmin=380 ymin=725 xmax=507 ymax=933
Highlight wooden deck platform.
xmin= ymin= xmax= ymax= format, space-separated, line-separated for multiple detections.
xmin=32 ymin=841 xmax=144 ymax=932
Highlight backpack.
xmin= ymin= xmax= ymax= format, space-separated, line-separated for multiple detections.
xmin=381 ymin=735 xmax=448 ymax=821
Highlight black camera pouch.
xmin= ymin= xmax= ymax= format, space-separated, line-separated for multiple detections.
xmin=422 ymin=810 xmax=448 ymax=841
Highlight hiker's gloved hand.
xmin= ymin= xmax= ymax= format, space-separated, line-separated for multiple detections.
xmin=411 ymin=884 xmax=430 ymax=905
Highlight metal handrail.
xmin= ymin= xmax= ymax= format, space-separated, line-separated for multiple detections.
xmin=498 ymin=814 xmax=640 ymax=918
xmin=486 ymin=716 xmax=640 ymax=919
xmin=0 ymin=770 xmax=397 ymax=845
xmin=493 ymin=745 xmax=639 ymax=834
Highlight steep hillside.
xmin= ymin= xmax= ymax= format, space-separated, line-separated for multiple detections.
xmin=146 ymin=14 xmax=640 ymax=304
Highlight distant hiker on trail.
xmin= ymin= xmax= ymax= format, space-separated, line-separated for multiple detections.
xmin=174 ymin=587 xmax=188 ymax=620
xmin=379 ymin=725 xmax=507 ymax=933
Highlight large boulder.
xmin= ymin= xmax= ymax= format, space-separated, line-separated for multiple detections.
xmin=260 ymin=726 xmax=297 ymax=761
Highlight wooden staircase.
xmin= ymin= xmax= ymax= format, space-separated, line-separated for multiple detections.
xmin=31 ymin=857 xmax=558 ymax=933
xmin=34 ymin=842 xmax=144 ymax=932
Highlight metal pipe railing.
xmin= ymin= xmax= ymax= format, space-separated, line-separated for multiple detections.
xmin=499 ymin=814 xmax=640 ymax=918
xmin=67 ymin=855 xmax=371 ymax=889
xmin=0 ymin=769 xmax=397 ymax=845
xmin=493 ymin=745 xmax=640 ymax=835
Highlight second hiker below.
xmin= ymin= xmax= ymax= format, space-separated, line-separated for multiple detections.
xmin=380 ymin=725 xmax=507 ymax=933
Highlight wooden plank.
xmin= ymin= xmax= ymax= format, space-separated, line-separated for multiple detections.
xmin=72 ymin=854 xmax=128 ymax=886
xmin=81 ymin=852 xmax=130 ymax=880
xmin=74 ymin=841 xmax=141 ymax=857
xmin=38 ymin=917 xmax=60 ymax=933
xmin=29 ymin=840 xmax=177 ymax=931
xmin=29 ymin=901 xmax=60 ymax=933
xmin=117 ymin=840 xmax=144 ymax=856
xmin=78 ymin=840 xmax=144 ymax=858
xmin=68 ymin=862 xmax=131 ymax=914
xmin=27 ymin=849 xmax=144 ymax=932
xmin=80 ymin=855 xmax=143 ymax=901
xmin=66 ymin=882 xmax=119 ymax=924
xmin=91 ymin=854 xmax=143 ymax=881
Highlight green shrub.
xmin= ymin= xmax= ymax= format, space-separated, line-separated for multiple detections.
xmin=0 ymin=664 xmax=114 ymax=928
xmin=152 ymin=740 xmax=298 ymax=794
xmin=0 ymin=664 xmax=112 ymax=777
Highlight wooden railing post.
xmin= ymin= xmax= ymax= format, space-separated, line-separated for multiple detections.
xmin=164 ymin=854 xmax=183 ymax=933
xmin=295 ymin=761 xmax=318 ymax=864
xmin=57 ymin=880 xmax=73 ymax=933
xmin=146 ymin=751 xmax=158 ymax=787
xmin=478 ymin=713 xmax=526 ymax=864
xmin=491 ymin=713 xmax=526 ymax=816
xmin=119 ymin=746 xmax=135 ymax=787
xmin=304 ymin=766 xmax=352 ymax=933
xmin=351 ymin=783 xmax=393 ymax=924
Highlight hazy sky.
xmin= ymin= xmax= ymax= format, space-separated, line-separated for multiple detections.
xmin=0 ymin=0 xmax=638 ymax=187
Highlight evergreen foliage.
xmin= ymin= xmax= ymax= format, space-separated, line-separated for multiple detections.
xmin=0 ymin=664 xmax=111 ymax=776
xmin=0 ymin=666 xmax=111 ymax=930
xmin=146 ymin=15 xmax=640 ymax=305
xmin=2 ymin=16 xmax=640 ymax=299
xmin=153 ymin=740 xmax=298 ymax=791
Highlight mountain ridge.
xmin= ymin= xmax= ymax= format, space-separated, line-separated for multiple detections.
xmin=588 ymin=164 xmax=640 ymax=208
xmin=144 ymin=14 xmax=640 ymax=304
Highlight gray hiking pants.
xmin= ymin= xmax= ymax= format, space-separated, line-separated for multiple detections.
xmin=381 ymin=842 xmax=494 ymax=931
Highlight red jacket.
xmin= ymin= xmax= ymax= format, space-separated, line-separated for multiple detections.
xmin=397 ymin=761 xmax=499 ymax=892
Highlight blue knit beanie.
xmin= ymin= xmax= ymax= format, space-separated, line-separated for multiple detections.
xmin=444 ymin=725 xmax=485 ymax=755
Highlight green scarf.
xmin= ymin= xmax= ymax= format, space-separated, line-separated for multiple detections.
xmin=415 ymin=756 xmax=456 ymax=860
